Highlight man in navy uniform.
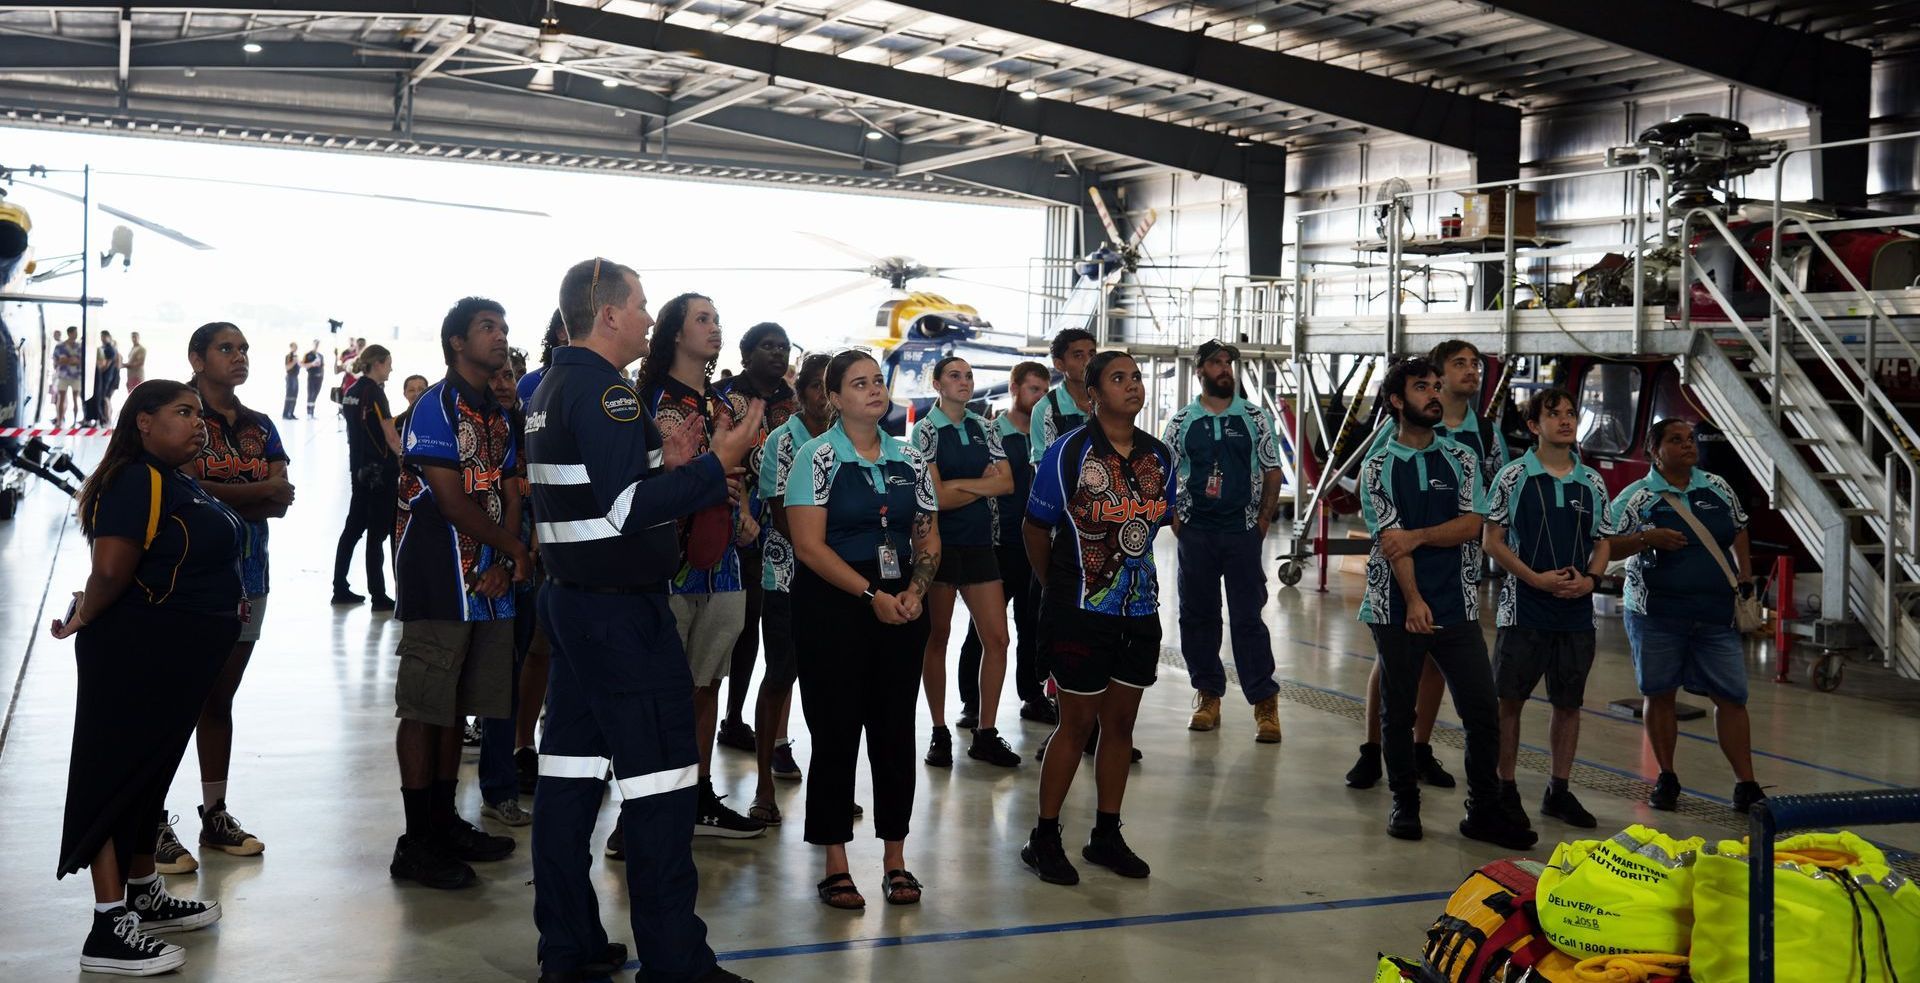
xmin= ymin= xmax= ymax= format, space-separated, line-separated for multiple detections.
xmin=526 ymin=257 xmax=762 ymax=983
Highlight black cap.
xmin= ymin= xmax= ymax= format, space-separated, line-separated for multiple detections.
xmin=1195 ymin=339 xmax=1239 ymax=364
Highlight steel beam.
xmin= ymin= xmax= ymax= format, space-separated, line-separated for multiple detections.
xmin=895 ymin=136 xmax=1035 ymax=177
xmin=1477 ymin=0 xmax=1871 ymax=202
xmin=24 ymin=0 xmax=1272 ymax=184
xmin=663 ymin=78 xmax=772 ymax=129
xmin=877 ymin=0 xmax=1521 ymax=182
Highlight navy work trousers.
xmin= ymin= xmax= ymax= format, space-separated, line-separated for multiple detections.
xmin=1175 ymin=525 xmax=1281 ymax=704
xmin=532 ymin=586 xmax=714 ymax=983
xmin=1371 ymin=621 xmax=1499 ymax=802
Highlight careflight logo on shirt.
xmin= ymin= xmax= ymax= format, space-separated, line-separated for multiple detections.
xmin=1429 ymin=478 xmax=1454 ymax=492
xmin=601 ymin=386 xmax=641 ymax=422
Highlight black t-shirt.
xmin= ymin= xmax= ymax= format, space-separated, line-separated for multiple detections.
xmin=302 ymin=351 xmax=324 ymax=380
xmin=86 ymin=453 xmax=244 ymax=618
xmin=343 ymin=376 xmax=395 ymax=472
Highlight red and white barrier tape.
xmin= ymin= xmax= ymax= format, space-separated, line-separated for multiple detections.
xmin=0 ymin=426 xmax=113 ymax=437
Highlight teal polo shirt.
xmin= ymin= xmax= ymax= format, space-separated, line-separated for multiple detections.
xmin=1485 ymin=449 xmax=1620 ymax=631
xmin=1356 ymin=435 xmax=1487 ymax=627
xmin=910 ymin=404 xmax=1006 ymax=549
xmin=1029 ymin=384 xmax=1089 ymax=466
xmin=1368 ymin=407 xmax=1509 ymax=491
xmin=1161 ymin=395 xmax=1284 ymax=533
xmin=786 ymin=420 xmax=939 ymax=571
xmin=1609 ymin=468 xmax=1749 ymax=625
xmin=755 ymin=414 xmax=820 ymax=593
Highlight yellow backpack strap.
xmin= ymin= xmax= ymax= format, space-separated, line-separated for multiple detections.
xmin=144 ymin=465 xmax=163 ymax=549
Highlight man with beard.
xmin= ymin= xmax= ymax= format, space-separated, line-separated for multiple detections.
xmin=712 ymin=323 xmax=798 ymax=757
xmin=1356 ymin=358 xmax=1533 ymax=850
xmin=387 ymin=297 xmax=531 ymax=889
xmin=1163 ymin=341 xmax=1284 ymax=743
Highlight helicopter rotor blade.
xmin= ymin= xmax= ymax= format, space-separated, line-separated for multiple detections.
xmin=1087 ymin=186 xmax=1125 ymax=247
xmin=1128 ymin=207 xmax=1158 ymax=250
xmin=783 ymin=276 xmax=878 ymax=312
xmin=924 ymin=273 xmax=1066 ymax=303
xmin=10 ymin=178 xmax=213 ymax=250
xmin=96 ymin=170 xmax=552 ymax=218
xmin=795 ymin=231 xmax=885 ymax=267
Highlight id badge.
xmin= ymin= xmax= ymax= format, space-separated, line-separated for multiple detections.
xmin=877 ymin=540 xmax=902 ymax=580
xmin=1204 ymin=464 xmax=1223 ymax=499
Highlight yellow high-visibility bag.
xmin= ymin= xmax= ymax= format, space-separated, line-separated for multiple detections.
xmin=1535 ymin=826 xmax=1705 ymax=959
xmin=1691 ymin=831 xmax=1920 ymax=983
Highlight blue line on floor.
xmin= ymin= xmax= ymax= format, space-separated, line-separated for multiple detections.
xmin=692 ymin=890 xmax=1453 ymax=963
xmin=1281 ymin=634 xmax=1906 ymax=789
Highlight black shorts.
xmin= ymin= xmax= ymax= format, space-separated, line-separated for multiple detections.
xmin=1039 ymin=604 xmax=1160 ymax=696
xmin=1492 ymin=627 xmax=1596 ymax=709
xmin=760 ymin=589 xmax=798 ymax=690
xmin=934 ymin=545 xmax=1000 ymax=587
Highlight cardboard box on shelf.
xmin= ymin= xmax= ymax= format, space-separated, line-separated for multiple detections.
xmin=1459 ymin=190 xmax=1539 ymax=239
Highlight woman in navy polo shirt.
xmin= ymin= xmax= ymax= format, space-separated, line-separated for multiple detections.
xmin=911 ymin=356 xmax=1019 ymax=770
xmin=52 ymin=381 xmax=244 ymax=976
xmin=1607 ymin=418 xmax=1764 ymax=814
xmin=787 ymin=349 xmax=940 ymax=910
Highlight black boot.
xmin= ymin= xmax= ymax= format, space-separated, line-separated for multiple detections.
xmin=1345 ymin=743 xmax=1383 ymax=789
xmin=1387 ymin=788 xmax=1422 ymax=841
xmin=1415 ymin=742 xmax=1456 ymax=788
xmin=1460 ymin=797 xmax=1540 ymax=850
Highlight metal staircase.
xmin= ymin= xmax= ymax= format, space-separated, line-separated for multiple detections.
xmin=1677 ymin=207 xmax=1920 ymax=680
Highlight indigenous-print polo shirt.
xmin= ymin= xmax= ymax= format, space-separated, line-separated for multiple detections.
xmin=189 ymin=392 xmax=288 ymax=598
xmin=1162 ymin=395 xmax=1284 ymax=533
xmin=755 ymin=414 xmax=825 ymax=593
xmin=643 ymin=375 xmax=745 ymax=594
xmin=1356 ymin=435 xmax=1487 ymax=627
xmin=1027 ymin=424 xmax=1176 ymax=617
xmin=1609 ymin=468 xmax=1749 ymax=625
xmin=1485 ymin=449 xmax=1619 ymax=631
xmin=785 ymin=420 xmax=937 ymax=571
xmin=396 ymin=372 xmax=517 ymax=623
xmin=910 ymin=404 xmax=1006 ymax=548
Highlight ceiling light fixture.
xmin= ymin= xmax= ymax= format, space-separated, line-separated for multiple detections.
xmin=242 ymin=41 xmax=263 ymax=53
xmin=1019 ymin=88 xmax=1039 ymax=101
xmin=529 ymin=17 xmax=565 ymax=92
xmin=602 ymin=78 xmax=619 ymax=87
xmin=711 ymin=21 xmax=730 ymax=32
xmin=865 ymin=129 xmax=884 ymax=140
xmin=1247 ymin=22 xmax=1266 ymax=34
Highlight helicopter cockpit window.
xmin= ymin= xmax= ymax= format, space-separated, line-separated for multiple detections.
xmin=1576 ymin=363 xmax=1640 ymax=457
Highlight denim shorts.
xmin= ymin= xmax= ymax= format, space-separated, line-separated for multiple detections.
xmin=1623 ymin=609 xmax=1749 ymax=705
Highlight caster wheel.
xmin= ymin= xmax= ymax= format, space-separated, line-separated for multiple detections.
xmin=1810 ymin=652 xmax=1844 ymax=692
xmin=1277 ymin=560 xmax=1303 ymax=587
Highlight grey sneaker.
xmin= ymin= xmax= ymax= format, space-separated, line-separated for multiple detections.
xmin=482 ymin=798 xmax=532 ymax=828
xmin=198 ymin=802 xmax=264 ymax=857
xmin=154 ymin=815 xmax=198 ymax=875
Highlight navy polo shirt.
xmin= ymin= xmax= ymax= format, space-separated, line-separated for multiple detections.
xmin=1027 ymin=424 xmax=1176 ymax=617
xmin=786 ymin=421 xmax=938 ymax=572
xmin=1162 ymin=396 xmax=1284 ymax=533
xmin=992 ymin=414 xmax=1033 ymax=547
xmin=1486 ymin=450 xmax=1619 ymax=631
xmin=1357 ymin=436 xmax=1487 ymax=627
xmin=87 ymin=453 xmax=245 ymax=618
xmin=1369 ymin=408 xmax=1509 ymax=492
xmin=910 ymin=404 xmax=1006 ymax=548
xmin=1610 ymin=468 xmax=1749 ymax=626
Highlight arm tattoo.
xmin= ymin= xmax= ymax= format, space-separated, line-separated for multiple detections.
xmin=910 ymin=511 xmax=939 ymax=595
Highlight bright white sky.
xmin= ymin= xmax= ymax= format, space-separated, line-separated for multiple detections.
xmin=3 ymin=124 xmax=1046 ymax=411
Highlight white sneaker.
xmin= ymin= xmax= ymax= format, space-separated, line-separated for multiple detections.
xmin=482 ymin=798 xmax=532 ymax=828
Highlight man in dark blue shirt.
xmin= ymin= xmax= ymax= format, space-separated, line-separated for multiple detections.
xmin=527 ymin=258 xmax=761 ymax=983
xmin=1356 ymin=358 xmax=1533 ymax=851
xmin=1483 ymin=388 xmax=1617 ymax=831
xmin=958 ymin=361 xmax=1054 ymax=725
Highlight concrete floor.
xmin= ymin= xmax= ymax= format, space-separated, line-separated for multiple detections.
xmin=2 ymin=418 xmax=1917 ymax=982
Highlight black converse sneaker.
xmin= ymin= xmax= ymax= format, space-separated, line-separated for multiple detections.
xmin=128 ymin=877 xmax=220 ymax=934
xmin=153 ymin=815 xmax=197 ymax=875
xmin=694 ymin=783 xmax=768 ymax=839
xmin=80 ymin=907 xmax=185 ymax=976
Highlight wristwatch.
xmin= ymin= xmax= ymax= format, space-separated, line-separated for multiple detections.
xmin=860 ymin=583 xmax=877 ymax=601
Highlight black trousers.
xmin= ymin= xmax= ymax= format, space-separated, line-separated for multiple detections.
xmin=793 ymin=561 xmax=928 ymax=845
xmin=282 ymin=374 xmax=298 ymax=418
xmin=956 ymin=540 xmax=1044 ymax=708
xmin=333 ymin=469 xmax=395 ymax=596
xmin=1370 ymin=622 xmax=1499 ymax=802
xmin=305 ymin=373 xmax=322 ymax=413
xmin=60 ymin=605 xmax=240 ymax=879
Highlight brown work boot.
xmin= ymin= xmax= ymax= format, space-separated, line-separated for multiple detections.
xmin=1253 ymin=695 xmax=1282 ymax=744
xmin=1188 ymin=692 xmax=1222 ymax=732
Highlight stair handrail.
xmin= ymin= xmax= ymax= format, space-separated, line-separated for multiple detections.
xmin=1679 ymin=206 xmax=1920 ymax=559
xmin=1769 ymin=216 xmax=1920 ymax=367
